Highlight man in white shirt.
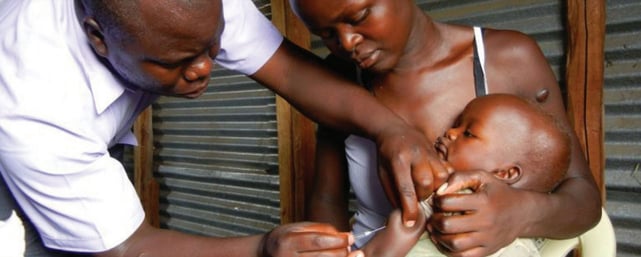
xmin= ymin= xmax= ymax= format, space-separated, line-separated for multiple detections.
xmin=0 ymin=0 xmax=441 ymax=256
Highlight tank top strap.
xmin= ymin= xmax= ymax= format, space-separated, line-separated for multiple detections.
xmin=473 ymin=26 xmax=488 ymax=97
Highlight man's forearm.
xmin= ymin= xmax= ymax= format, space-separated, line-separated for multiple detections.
xmin=250 ymin=39 xmax=404 ymax=139
xmin=96 ymin=223 xmax=264 ymax=257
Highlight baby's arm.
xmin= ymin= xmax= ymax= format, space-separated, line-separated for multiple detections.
xmin=359 ymin=210 xmax=426 ymax=257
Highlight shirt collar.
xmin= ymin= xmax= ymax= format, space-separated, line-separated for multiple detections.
xmin=69 ymin=2 xmax=126 ymax=115
xmin=84 ymin=56 xmax=128 ymax=115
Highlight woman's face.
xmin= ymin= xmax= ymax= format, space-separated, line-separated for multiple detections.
xmin=293 ymin=0 xmax=415 ymax=72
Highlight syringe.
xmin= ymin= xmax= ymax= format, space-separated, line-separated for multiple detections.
xmin=352 ymin=192 xmax=436 ymax=240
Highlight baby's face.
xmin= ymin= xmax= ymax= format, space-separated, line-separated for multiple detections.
xmin=434 ymin=96 xmax=533 ymax=172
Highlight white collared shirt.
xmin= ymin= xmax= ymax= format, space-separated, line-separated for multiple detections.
xmin=0 ymin=0 xmax=282 ymax=252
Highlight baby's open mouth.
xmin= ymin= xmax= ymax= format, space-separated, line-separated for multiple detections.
xmin=434 ymin=137 xmax=448 ymax=160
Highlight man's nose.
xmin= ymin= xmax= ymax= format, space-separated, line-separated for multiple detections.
xmin=184 ymin=56 xmax=213 ymax=82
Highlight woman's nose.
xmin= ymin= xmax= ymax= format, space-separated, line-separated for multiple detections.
xmin=184 ymin=56 xmax=213 ymax=82
xmin=337 ymin=26 xmax=361 ymax=53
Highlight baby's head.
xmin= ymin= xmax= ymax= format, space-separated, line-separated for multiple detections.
xmin=434 ymin=94 xmax=571 ymax=192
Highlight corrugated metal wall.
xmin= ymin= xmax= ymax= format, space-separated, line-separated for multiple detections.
xmin=604 ymin=0 xmax=641 ymax=256
xmin=151 ymin=1 xmax=281 ymax=237
xmin=153 ymin=68 xmax=281 ymax=236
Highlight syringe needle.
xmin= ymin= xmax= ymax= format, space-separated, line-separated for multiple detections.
xmin=353 ymin=225 xmax=386 ymax=239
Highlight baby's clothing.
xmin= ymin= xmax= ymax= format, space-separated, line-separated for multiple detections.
xmin=406 ymin=233 xmax=540 ymax=257
xmin=409 ymin=185 xmax=541 ymax=257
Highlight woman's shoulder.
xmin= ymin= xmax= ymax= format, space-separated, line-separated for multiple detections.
xmin=482 ymin=28 xmax=545 ymax=62
xmin=481 ymin=28 xmax=556 ymax=97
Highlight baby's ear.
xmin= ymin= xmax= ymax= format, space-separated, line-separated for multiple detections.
xmin=492 ymin=165 xmax=522 ymax=184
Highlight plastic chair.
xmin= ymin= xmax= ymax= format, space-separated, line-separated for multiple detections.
xmin=539 ymin=208 xmax=616 ymax=257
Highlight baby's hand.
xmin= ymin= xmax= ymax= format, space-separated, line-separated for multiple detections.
xmin=361 ymin=210 xmax=426 ymax=257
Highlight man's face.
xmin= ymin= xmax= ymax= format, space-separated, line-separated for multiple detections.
xmin=293 ymin=0 xmax=415 ymax=73
xmin=100 ymin=0 xmax=224 ymax=98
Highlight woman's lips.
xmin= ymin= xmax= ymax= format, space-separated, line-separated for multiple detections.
xmin=355 ymin=50 xmax=380 ymax=69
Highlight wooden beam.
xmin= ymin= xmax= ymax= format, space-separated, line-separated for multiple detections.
xmin=565 ymin=0 xmax=606 ymax=202
xmin=134 ymin=107 xmax=159 ymax=227
xmin=271 ymin=0 xmax=316 ymax=223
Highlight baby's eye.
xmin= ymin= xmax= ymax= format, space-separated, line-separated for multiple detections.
xmin=463 ymin=130 xmax=475 ymax=138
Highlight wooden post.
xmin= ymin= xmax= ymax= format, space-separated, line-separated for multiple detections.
xmin=271 ymin=0 xmax=316 ymax=223
xmin=565 ymin=0 xmax=606 ymax=202
xmin=134 ymin=107 xmax=159 ymax=227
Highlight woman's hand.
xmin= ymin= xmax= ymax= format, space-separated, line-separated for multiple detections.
xmin=260 ymin=222 xmax=362 ymax=257
xmin=427 ymin=171 xmax=526 ymax=257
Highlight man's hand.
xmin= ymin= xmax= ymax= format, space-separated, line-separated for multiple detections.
xmin=260 ymin=222 xmax=362 ymax=257
xmin=375 ymin=125 xmax=450 ymax=227
xmin=427 ymin=171 xmax=525 ymax=257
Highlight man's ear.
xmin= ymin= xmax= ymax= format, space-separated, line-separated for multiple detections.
xmin=492 ymin=165 xmax=522 ymax=185
xmin=82 ymin=17 xmax=108 ymax=57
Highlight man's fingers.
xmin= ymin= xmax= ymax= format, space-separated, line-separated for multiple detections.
xmin=298 ymin=247 xmax=353 ymax=257
xmin=379 ymin=162 xmax=419 ymax=227
xmin=411 ymin=159 xmax=433 ymax=202
xmin=264 ymin=223 xmax=355 ymax=257
xmin=393 ymin=160 xmax=419 ymax=227
xmin=378 ymin=166 xmax=400 ymax=208
xmin=292 ymin=232 xmax=351 ymax=250
xmin=347 ymin=250 xmax=364 ymax=257
xmin=397 ymin=182 xmax=419 ymax=227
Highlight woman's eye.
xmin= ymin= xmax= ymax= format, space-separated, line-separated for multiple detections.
xmin=351 ymin=9 xmax=369 ymax=24
xmin=317 ymin=29 xmax=335 ymax=40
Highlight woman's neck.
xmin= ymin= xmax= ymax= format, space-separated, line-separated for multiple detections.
xmin=393 ymin=15 xmax=468 ymax=74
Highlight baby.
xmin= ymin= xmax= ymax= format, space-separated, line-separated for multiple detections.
xmin=366 ymin=94 xmax=571 ymax=257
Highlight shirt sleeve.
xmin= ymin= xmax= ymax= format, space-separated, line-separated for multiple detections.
xmin=0 ymin=150 xmax=145 ymax=252
xmin=0 ymin=1 xmax=144 ymax=252
xmin=215 ymin=0 xmax=284 ymax=75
